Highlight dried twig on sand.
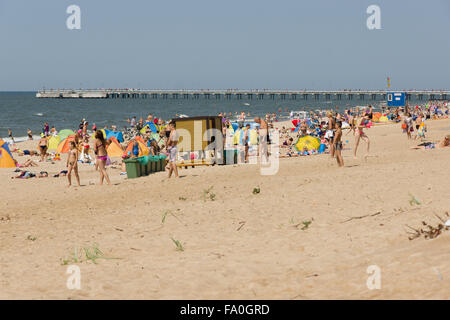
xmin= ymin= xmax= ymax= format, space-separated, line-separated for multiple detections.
xmin=341 ymin=211 xmax=381 ymax=223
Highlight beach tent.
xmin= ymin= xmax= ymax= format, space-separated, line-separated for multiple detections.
xmin=0 ymin=139 xmax=16 ymax=168
xmin=58 ymin=129 xmax=76 ymax=141
xmin=56 ymin=135 xmax=76 ymax=153
xmin=107 ymin=137 xmax=124 ymax=158
xmin=294 ymin=135 xmax=320 ymax=152
xmin=379 ymin=116 xmax=389 ymax=123
xmin=140 ymin=121 xmax=159 ymax=135
xmin=372 ymin=112 xmax=382 ymax=122
xmin=124 ymin=138 xmax=150 ymax=157
xmin=105 ymin=130 xmax=124 ymax=143
xmin=47 ymin=135 xmax=61 ymax=150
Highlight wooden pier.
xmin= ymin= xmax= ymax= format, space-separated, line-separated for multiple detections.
xmin=35 ymin=89 xmax=450 ymax=101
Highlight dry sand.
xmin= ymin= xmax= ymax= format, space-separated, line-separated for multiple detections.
xmin=0 ymin=119 xmax=449 ymax=299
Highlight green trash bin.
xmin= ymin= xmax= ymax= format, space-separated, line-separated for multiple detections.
xmin=158 ymin=155 xmax=167 ymax=172
xmin=124 ymin=159 xmax=141 ymax=179
xmin=136 ymin=156 xmax=150 ymax=176
xmin=149 ymin=156 xmax=159 ymax=173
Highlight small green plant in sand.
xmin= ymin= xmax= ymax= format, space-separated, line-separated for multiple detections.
xmin=171 ymin=237 xmax=184 ymax=252
xmin=408 ymin=193 xmax=421 ymax=206
xmin=203 ymin=186 xmax=216 ymax=201
xmin=61 ymin=244 xmax=120 ymax=265
xmin=26 ymin=235 xmax=37 ymax=241
xmin=179 ymin=197 xmax=187 ymax=201
xmin=162 ymin=210 xmax=169 ymax=224
xmin=252 ymin=187 xmax=261 ymax=195
xmin=301 ymin=220 xmax=312 ymax=230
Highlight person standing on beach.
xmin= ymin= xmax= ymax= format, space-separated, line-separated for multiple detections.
xmin=8 ymin=129 xmax=15 ymax=143
xmin=333 ymin=121 xmax=344 ymax=167
xmin=167 ymin=121 xmax=179 ymax=178
xmin=67 ymin=141 xmax=81 ymax=187
xmin=27 ymin=128 xmax=33 ymax=140
xmin=254 ymin=117 xmax=269 ymax=162
xmin=94 ymin=130 xmax=111 ymax=185
xmin=353 ymin=114 xmax=370 ymax=160
xmin=243 ymin=123 xmax=250 ymax=163
xmin=38 ymin=134 xmax=48 ymax=162
xmin=43 ymin=122 xmax=49 ymax=137
xmin=325 ymin=112 xmax=335 ymax=157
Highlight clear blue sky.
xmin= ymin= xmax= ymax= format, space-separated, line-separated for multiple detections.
xmin=1 ymin=0 xmax=449 ymax=91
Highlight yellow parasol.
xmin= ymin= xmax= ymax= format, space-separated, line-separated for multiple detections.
xmin=295 ymin=135 xmax=320 ymax=152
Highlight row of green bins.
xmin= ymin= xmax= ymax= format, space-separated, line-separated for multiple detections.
xmin=124 ymin=158 xmax=141 ymax=179
xmin=124 ymin=155 xmax=168 ymax=179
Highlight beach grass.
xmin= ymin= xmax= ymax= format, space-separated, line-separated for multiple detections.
xmin=171 ymin=237 xmax=184 ymax=252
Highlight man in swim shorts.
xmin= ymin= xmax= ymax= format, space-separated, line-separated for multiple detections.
xmin=167 ymin=121 xmax=179 ymax=178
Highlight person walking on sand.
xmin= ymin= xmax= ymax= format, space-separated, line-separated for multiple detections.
xmin=353 ymin=113 xmax=370 ymax=160
xmin=94 ymin=130 xmax=111 ymax=185
xmin=66 ymin=141 xmax=81 ymax=187
xmin=166 ymin=121 xmax=179 ymax=178
xmin=38 ymin=134 xmax=48 ymax=162
xmin=333 ymin=121 xmax=344 ymax=167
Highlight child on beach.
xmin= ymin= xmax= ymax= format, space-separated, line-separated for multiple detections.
xmin=94 ymin=130 xmax=111 ymax=185
xmin=333 ymin=121 xmax=344 ymax=167
xmin=67 ymin=141 xmax=80 ymax=187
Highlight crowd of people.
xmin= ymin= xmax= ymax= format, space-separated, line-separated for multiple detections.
xmin=5 ymin=100 xmax=450 ymax=184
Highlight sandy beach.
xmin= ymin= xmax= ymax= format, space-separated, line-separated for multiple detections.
xmin=1 ymin=118 xmax=449 ymax=300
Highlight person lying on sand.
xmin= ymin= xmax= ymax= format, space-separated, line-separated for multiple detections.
xmin=410 ymin=135 xmax=450 ymax=150
xmin=15 ymin=159 xmax=38 ymax=168
xmin=16 ymin=149 xmax=39 ymax=156
xmin=13 ymin=171 xmax=48 ymax=179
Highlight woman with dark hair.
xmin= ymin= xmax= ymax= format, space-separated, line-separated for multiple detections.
xmin=94 ymin=130 xmax=111 ymax=185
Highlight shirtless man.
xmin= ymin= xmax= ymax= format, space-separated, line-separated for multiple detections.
xmin=333 ymin=121 xmax=344 ymax=167
xmin=254 ymin=117 xmax=269 ymax=162
xmin=38 ymin=134 xmax=48 ymax=162
xmin=353 ymin=114 xmax=370 ymax=160
xmin=167 ymin=121 xmax=179 ymax=178
xmin=67 ymin=141 xmax=81 ymax=187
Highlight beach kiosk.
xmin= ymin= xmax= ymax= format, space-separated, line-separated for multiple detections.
xmin=172 ymin=116 xmax=224 ymax=168
xmin=387 ymin=92 xmax=406 ymax=107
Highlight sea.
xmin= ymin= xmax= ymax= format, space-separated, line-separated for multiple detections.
xmin=0 ymin=91 xmax=422 ymax=143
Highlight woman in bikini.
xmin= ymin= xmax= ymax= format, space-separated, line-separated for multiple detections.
xmin=38 ymin=134 xmax=48 ymax=162
xmin=66 ymin=141 xmax=80 ymax=187
xmin=94 ymin=130 xmax=111 ymax=185
xmin=353 ymin=113 xmax=370 ymax=160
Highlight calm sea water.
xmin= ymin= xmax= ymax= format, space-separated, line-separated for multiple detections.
xmin=0 ymin=91 xmax=420 ymax=141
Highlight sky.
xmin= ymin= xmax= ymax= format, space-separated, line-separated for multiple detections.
xmin=0 ymin=0 xmax=449 ymax=91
